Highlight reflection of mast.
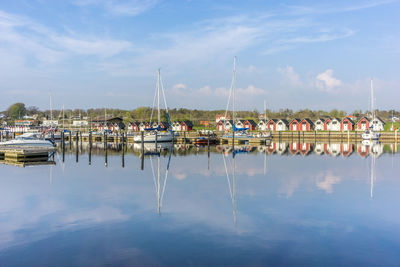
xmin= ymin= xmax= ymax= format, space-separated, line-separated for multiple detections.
xmin=150 ymin=143 xmax=173 ymax=215
xmin=370 ymin=153 xmax=376 ymax=199
xmin=223 ymin=154 xmax=237 ymax=225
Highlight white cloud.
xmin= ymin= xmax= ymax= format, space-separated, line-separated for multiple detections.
xmin=278 ymin=66 xmax=302 ymax=87
xmin=52 ymin=36 xmax=132 ymax=58
xmin=315 ymin=69 xmax=342 ymax=92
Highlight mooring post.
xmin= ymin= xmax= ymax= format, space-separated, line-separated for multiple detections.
xmin=155 ymin=131 xmax=158 ymax=151
xmin=69 ymin=131 xmax=72 ymax=149
xmin=302 ymin=131 xmax=304 ymax=143
xmin=141 ymin=131 xmax=144 ymax=170
xmin=122 ymin=138 xmax=125 ymax=168
xmin=89 ymin=143 xmax=92 ymax=165
xmin=232 ymin=130 xmax=235 ymax=157
xmin=328 ymin=131 xmax=331 ymax=144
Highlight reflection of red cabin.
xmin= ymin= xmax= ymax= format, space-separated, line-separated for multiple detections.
xmin=300 ymin=143 xmax=312 ymax=155
xmin=290 ymin=142 xmax=300 ymax=155
xmin=300 ymin=119 xmax=314 ymax=131
xmin=267 ymin=119 xmax=278 ymax=131
xmin=341 ymin=144 xmax=353 ymax=157
xmin=289 ymin=119 xmax=301 ymax=131
xmin=357 ymin=117 xmax=370 ymax=131
xmin=323 ymin=118 xmax=332 ymax=131
xmin=340 ymin=118 xmax=355 ymax=131
xmin=267 ymin=142 xmax=276 ymax=154
xmin=324 ymin=144 xmax=331 ymax=156
xmin=242 ymin=120 xmax=257 ymax=130
xmin=357 ymin=145 xmax=369 ymax=158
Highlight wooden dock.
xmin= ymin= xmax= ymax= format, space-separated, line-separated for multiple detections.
xmin=0 ymin=146 xmax=56 ymax=163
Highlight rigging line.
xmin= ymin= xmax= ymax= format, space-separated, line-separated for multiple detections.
xmin=161 ymin=143 xmax=173 ymax=205
xmin=224 ymin=58 xmax=236 ymax=123
xmin=160 ymin=71 xmax=169 ymax=114
xmin=222 ymin=154 xmax=233 ymax=200
xmin=150 ymin=72 xmax=158 ymax=124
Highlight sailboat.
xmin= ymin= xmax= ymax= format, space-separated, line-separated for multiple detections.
xmin=362 ymin=80 xmax=380 ymax=140
xmin=222 ymin=57 xmax=254 ymax=139
xmin=134 ymin=69 xmax=173 ymax=143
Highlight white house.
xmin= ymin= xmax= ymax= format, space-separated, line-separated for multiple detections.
xmin=257 ymin=119 xmax=268 ymax=131
xmin=172 ymin=121 xmax=182 ymax=131
xmin=327 ymin=118 xmax=341 ymax=131
xmin=314 ymin=118 xmax=325 ymax=131
xmin=72 ymin=120 xmax=88 ymax=127
xmin=42 ymin=119 xmax=59 ymax=127
xmin=276 ymin=119 xmax=289 ymax=131
xmin=371 ymin=117 xmax=385 ymax=131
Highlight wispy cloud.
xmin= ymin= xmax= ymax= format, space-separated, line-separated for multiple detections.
xmin=74 ymin=0 xmax=158 ymax=16
xmin=285 ymin=0 xmax=395 ymax=15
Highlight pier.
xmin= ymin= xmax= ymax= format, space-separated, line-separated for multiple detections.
xmin=0 ymin=146 xmax=56 ymax=166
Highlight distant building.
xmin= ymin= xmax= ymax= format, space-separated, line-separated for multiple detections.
xmin=15 ymin=119 xmax=35 ymax=126
xmin=257 ymin=119 xmax=268 ymax=131
xmin=300 ymin=119 xmax=314 ymax=131
xmin=199 ymin=121 xmax=210 ymax=128
xmin=289 ymin=119 xmax=302 ymax=131
xmin=314 ymin=118 xmax=326 ymax=131
xmin=128 ymin=122 xmax=141 ymax=132
xmin=357 ymin=117 xmax=370 ymax=130
xmin=216 ymin=120 xmax=233 ymax=131
xmin=340 ymin=118 xmax=355 ymax=131
xmin=327 ymin=118 xmax=341 ymax=131
xmin=42 ymin=119 xmax=58 ymax=127
xmin=267 ymin=119 xmax=278 ymax=131
xmin=216 ymin=114 xmax=231 ymax=123
xmin=72 ymin=120 xmax=88 ymax=127
xmin=276 ymin=119 xmax=289 ymax=131
xmin=370 ymin=117 xmax=385 ymax=131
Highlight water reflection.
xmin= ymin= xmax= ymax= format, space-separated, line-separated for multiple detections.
xmin=1 ymin=140 xmax=400 ymax=266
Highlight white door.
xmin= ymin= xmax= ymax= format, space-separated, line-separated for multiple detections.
xmin=293 ymin=124 xmax=297 ymax=131
xmin=302 ymin=123 xmax=307 ymax=131
xmin=344 ymin=123 xmax=348 ymax=131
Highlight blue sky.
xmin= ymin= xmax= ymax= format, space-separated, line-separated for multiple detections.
xmin=0 ymin=0 xmax=399 ymax=112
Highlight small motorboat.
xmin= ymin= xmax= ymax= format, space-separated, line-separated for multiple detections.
xmin=0 ymin=133 xmax=55 ymax=147
xmin=361 ymin=129 xmax=380 ymax=140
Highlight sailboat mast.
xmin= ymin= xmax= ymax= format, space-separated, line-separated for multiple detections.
xmin=264 ymin=100 xmax=266 ymax=122
xmin=49 ymin=94 xmax=53 ymax=121
xmin=370 ymin=79 xmax=375 ymax=119
xmin=232 ymin=57 xmax=236 ymax=123
xmin=157 ymin=69 xmax=161 ymax=126
xmin=62 ymin=104 xmax=65 ymax=130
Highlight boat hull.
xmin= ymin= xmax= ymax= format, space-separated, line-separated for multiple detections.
xmin=134 ymin=133 xmax=173 ymax=143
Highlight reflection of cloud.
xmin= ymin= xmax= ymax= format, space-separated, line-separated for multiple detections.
xmin=316 ymin=171 xmax=341 ymax=194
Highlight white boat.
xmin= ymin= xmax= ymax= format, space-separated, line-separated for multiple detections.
xmin=134 ymin=132 xmax=173 ymax=143
xmin=134 ymin=69 xmax=173 ymax=144
xmin=362 ymin=79 xmax=380 ymax=141
xmin=361 ymin=130 xmax=380 ymax=140
xmin=0 ymin=133 xmax=55 ymax=147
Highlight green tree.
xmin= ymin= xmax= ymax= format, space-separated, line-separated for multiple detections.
xmin=7 ymin=103 xmax=26 ymax=119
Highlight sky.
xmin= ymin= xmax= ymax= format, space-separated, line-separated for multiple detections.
xmin=0 ymin=0 xmax=399 ymax=112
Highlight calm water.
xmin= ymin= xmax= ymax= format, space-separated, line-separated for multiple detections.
xmin=0 ymin=142 xmax=400 ymax=266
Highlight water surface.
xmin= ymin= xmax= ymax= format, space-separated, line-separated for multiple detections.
xmin=0 ymin=142 xmax=399 ymax=266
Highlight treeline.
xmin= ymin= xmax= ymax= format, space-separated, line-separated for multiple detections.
xmin=1 ymin=103 xmax=399 ymax=126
